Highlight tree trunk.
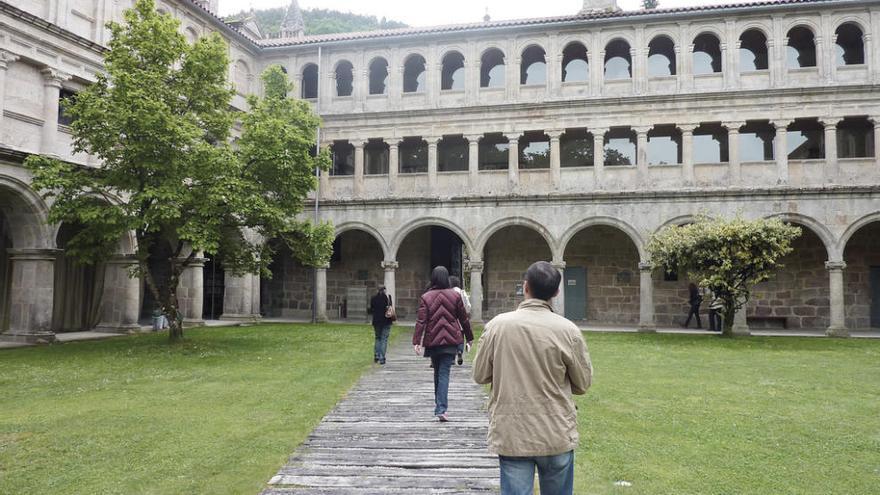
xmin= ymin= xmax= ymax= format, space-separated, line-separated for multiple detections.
xmin=163 ymin=283 xmax=183 ymax=342
xmin=721 ymin=307 xmax=736 ymax=338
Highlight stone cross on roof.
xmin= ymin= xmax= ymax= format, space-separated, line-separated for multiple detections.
xmin=281 ymin=0 xmax=305 ymax=39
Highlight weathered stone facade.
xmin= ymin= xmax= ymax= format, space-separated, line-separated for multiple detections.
xmin=2 ymin=0 xmax=880 ymax=340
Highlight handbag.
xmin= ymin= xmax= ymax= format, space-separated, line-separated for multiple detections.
xmin=384 ymin=295 xmax=397 ymax=321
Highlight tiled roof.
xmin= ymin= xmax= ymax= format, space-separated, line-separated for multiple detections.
xmin=256 ymin=0 xmax=842 ymax=48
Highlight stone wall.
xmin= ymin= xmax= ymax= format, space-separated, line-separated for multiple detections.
xmin=327 ymin=230 xmax=384 ymax=320
xmin=564 ymin=226 xmax=640 ymax=324
xmin=395 ymin=228 xmax=431 ymax=320
xmin=484 ymin=227 xmax=552 ymax=318
xmin=844 ymin=222 xmax=880 ymax=329
xmin=262 ymin=244 xmax=312 ymax=318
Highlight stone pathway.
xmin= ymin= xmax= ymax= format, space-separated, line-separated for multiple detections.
xmin=261 ymin=337 xmax=499 ymax=494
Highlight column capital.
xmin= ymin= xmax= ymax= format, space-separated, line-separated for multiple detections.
xmin=386 ymin=138 xmax=402 ymax=148
xmin=825 ymin=261 xmax=846 ymax=271
xmin=0 ymin=50 xmax=19 ymax=70
xmin=723 ymin=121 xmax=746 ymax=132
xmin=870 ymin=116 xmax=880 ymax=127
xmin=504 ymin=132 xmax=523 ymax=142
xmin=820 ymin=116 xmax=843 ymax=128
xmin=633 ymin=125 xmax=652 ymax=135
xmin=590 ymin=127 xmax=610 ymax=136
xmin=638 ymin=262 xmax=653 ymax=272
xmin=551 ymin=261 xmax=566 ymax=270
xmin=425 ymin=136 xmax=442 ymax=146
xmin=770 ymin=119 xmax=791 ymax=130
xmin=464 ymin=134 xmax=483 ymax=143
xmin=105 ymin=254 xmax=139 ymax=265
xmin=546 ymin=129 xmax=564 ymax=140
xmin=466 ymin=260 xmax=484 ymax=272
xmin=40 ymin=67 xmax=70 ymax=87
xmin=678 ymin=123 xmax=698 ymax=134
xmin=381 ymin=260 xmax=399 ymax=270
xmin=352 ymin=140 xmax=366 ymax=149
xmin=315 ymin=263 xmax=330 ymax=271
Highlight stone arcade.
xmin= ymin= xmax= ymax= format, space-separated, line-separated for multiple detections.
xmin=2 ymin=0 xmax=880 ymax=342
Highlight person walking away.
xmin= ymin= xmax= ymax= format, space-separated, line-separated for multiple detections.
xmin=449 ymin=275 xmax=471 ymax=365
xmin=369 ymin=286 xmax=394 ymax=364
xmin=682 ymin=282 xmax=703 ymax=329
xmin=413 ymin=266 xmax=473 ymax=422
xmin=708 ymin=289 xmax=723 ymax=332
xmin=473 ymin=261 xmax=592 ymax=495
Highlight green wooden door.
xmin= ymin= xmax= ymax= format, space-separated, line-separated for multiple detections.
xmin=564 ymin=267 xmax=587 ymax=321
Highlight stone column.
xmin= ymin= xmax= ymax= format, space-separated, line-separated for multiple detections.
xmin=873 ymin=117 xmax=880 ymax=165
xmin=95 ymin=255 xmax=142 ymax=333
xmin=592 ymin=128 xmax=607 ymax=189
xmin=179 ymin=256 xmax=206 ymax=326
xmin=816 ymin=35 xmax=828 ymax=82
xmin=427 ymin=136 xmax=440 ymax=194
xmin=40 ymin=68 xmax=69 ymax=157
xmin=0 ymin=51 xmax=20 ymax=138
xmin=4 ymin=249 xmax=58 ymax=342
xmin=353 ymin=140 xmax=365 ymax=198
xmin=825 ymin=261 xmax=848 ymax=337
xmin=732 ymin=306 xmax=750 ymax=335
xmin=315 ymin=265 xmax=328 ymax=323
xmin=634 ymin=27 xmax=646 ymax=94
xmin=678 ymin=22 xmax=692 ymax=90
xmin=638 ymin=262 xmax=656 ymax=332
xmin=505 ymin=132 xmax=522 ymax=191
xmin=725 ymin=121 xmax=744 ymax=186
xmin=552 ymin=261 xmax=566 ymax=317
xmin=467 ymin=260 xmax=484 ymax=323
xmin=547 ymin=129 xmax=563 ymax=189
xmin=464 ymin=61 xmax=477 ymax=105
xmin=466 ymin=134 xmax=481 ymax=184
xmin=772 ymin=120 xmax=789 ymax=184
xmin=822 ymin=117 xmax=841 ymax=184
xmin=249 ymin=272 xmax=262 ymax=321
xmin=592 ymin=48 xmax=604 ymax=97
xmin=388 ymin=139 xmax=399 ymax=193
xmin=635 ymin=125 xmax=651 ymax=186
xmin=680 ymin=124 xmax=697 ymax=186
xmin=381 ymin=261 xmax=398 ymax=302
xmin=220 ymin=274 xmax=254 ymax=321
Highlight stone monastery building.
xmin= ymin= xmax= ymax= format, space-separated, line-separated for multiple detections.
xmin=1 ymin=0 xmax=880 ymax=342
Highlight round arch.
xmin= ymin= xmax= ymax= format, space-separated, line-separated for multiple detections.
xmin=737 ymin=22 xmax=773 ymax=41
xmin=335 ymin=221 xmax=391 ymax=260
xmin=838 ymin=211 xmax=880 ymax=255
xmin=391 ymin=217 xmax=475 ymax=260
xmin=559 ymin=216 xmax=646 ymax=262
xmin=765 ymin=212 xmax=837 ymax=260
xmin=0 ymin=175 xmax=52 ymax=249
xmin=653 ymin=214 xmax=696 ymax=234
xmin=476 ymin=216 xmax=556 ymax=259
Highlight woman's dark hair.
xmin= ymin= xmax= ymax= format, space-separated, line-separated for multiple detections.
xmin=449 ymin=275 xmax=461 ymax=289
xmin=430 ymin=266 xmax=450 ymax=290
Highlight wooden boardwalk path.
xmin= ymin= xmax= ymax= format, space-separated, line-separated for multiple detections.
xmin=261 ymin=337 xmax=500 ymax=494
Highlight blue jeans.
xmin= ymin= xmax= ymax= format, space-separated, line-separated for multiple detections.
xmin=430 ymin=353 xmax=455 ymax=415
xmin=373 ymin=324 xmax=391 ymax=362
xmin=499 ymin=450 xmax=575 ymax=495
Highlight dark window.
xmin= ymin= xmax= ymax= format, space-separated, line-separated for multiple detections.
xmin=604 ymin=127 xmax=636 ymax=166
xmin=399 ymin=137 xmax=428 ymax=173
xmin=648 ymin=36 xmax=676 ymax=77
xmin=365 ymin=139 xmax=389 ymax=175
xmin=301 ymin=64 xmax=318 ymax=99
xmin=787 ymin=26 xmax=817 ymax=69
xmin=481 ymin=48 xmax=506 ymax=88
xmin=740 ymin=121 xmax=775 ymax=161
xmin=519 ymin=131 xmax=550 ymax=169
xmin=837 ymin=117 xmax=874 ymax=158
xmin=369 ymin=58 xmax=389 ymax=95
xmin=330 ymin=141 xmax=354 ymax=176
xmin=561 ymin=128 xmax=593 ymax=167
xmin=604 ymin=39 xmax=632 ymax=80
xmin=58 ymin=88 xmax=77 ymax=126
xmin=438 ymin=135 xmax=468 ymax=171
xmin=836 ymin=23 xmax=865 ymax=66
xmin=693 ymin=33 xmax=722 ymax=75
xmin=479 ymin=133 xmax=509 ymax=170
xmin=693 ymin=123 xmax=729 ymax=163
xmin=403 ymin=54 xmax=426 ymax=93
xmin=441 ymin=52 xmax=465 ymax=91
xmin=647 ymin=125 xmax=681 ymax=165
xmin=787 ymin=119 xmax=824 ymax=159
xmin=335 ymin=61 xmax=354 ymax=97
xmin=739 ymin=29 xmax=768 ymax=71
xmin=562 ymin=42 xmax=589 ymax=83
xmin=520 ymin=45 xmax=547 ymax=85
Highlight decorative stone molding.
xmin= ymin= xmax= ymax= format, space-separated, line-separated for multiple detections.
xmin=466 ymin=260 xmax=484 ymax=272
xmin=638 ymin=262 xmax=653 ymax=272
xmin=0 ymin=50 xmax=20 ymax=70
xmin=40 ymin=68 xmax=71 ymax=87
xmin=380 ymin=260 xmax=399 ymax=271
xmin=824 ymin=260 xmax=846 ymax=271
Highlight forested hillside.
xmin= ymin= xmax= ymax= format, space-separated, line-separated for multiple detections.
xmin=226 ymin=7 xmax=407 ymax=36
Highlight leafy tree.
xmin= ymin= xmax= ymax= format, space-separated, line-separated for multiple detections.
xmin=648 ymin=216 xmax=801 ymax=337
xmin=227 ymin=7 xmax=407 ymax=37
xmin=26 ymin=0 xmax=332 ymax=342
xmin=642 ymin=0 xmax=659 ymax=9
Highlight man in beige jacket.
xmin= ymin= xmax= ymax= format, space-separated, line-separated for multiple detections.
xmin=473 ymin=261 xmax=592 ymax=495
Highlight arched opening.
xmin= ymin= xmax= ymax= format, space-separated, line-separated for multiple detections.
xmin=301 ymin=63 xmax=318 ymax=99
xmin=365 ymin=139 xmax=390 ymax=175
xmin=748 ymin=225 xmax=829 ymax=330
xmin=835 ymin=23 xmax=865 ymax=66
xmin=519 ymin=131 xmax=550 ymax=169
xmin=693 ymin=32 xmax=722 ymax=74
xmin=843 ymin=221 xmax=880 ymax=329
xmin=438 ymin=135 xmax=468 ymax=172
xmin=399 ymin=137 xmax=428 ymax=173
xmin=396 ymin=226 xmax=466 ymax=319
xmin=787 ymin=118 xmax=824 ymax=159
xmin=604 ymin=39 xmax=632 ymax=80
xmin=604 ymin=127 xmax=636 ymax=166
xmin=330 ymin=140 xmax=354 ymax=176
xmin=693 ymin=123 xmax=729 ymax=164
xmin=368 ymin=58 xmax=389 ymax=95
xmin=335 ymin=60 xmax=354 ymax=97
xmin=261 ymin=238 xmax=313 ymax=319
xmin=52 ymin=223 xmax=104 ymax=332
xmin=0 ymin=211 xmax=11 ymax=332
xmin=787 ymin=26 xmax=817 ymax=69
xmin=740 ymin=121 xmax=775 ymax=161
xmin=520 ymin=45 xmax=547 ymax=85
xmin=481 ymin=48 xmax=506 ymax=88
xmin=202 ymin=253 xmax=224 ymax=320
xmin=140 ymin=239 xmax=173 ymax=321
xmin=648 ymin=125 xmax=682 ymax=165
xmin=563 ymin=225 xmax=640 ymax=323
xmin=482 ymin=225 xmax=552 ymax=318
xmin=479 ymin=133 xmax=509 ymax=170
xmin=740 ymin=29 xmax=769 ymax=71
xmin=403 ymin=54 xmax=426 ymax=93
xmin=561 ymin=128 xmax=594 ymax=167
xmin=648 ymin=36 xmax=676 ymax=77
xmin=441 ymin=51 xmax=465 ymax=91
xmin=562 ymin=42 xmax=589 ymax=83
xmin=328 ymin=230 xmax=385 ymax=321
xmin=837 ymin=117 xmax=875 ymax=158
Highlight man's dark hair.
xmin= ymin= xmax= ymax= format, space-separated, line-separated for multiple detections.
xmin=430 ymin=265 xmax=450 ymax=290
xmin=449 ymin=275 xmax=461 ymax=289
xmin=525 ymin=261 xmax=561 ymax=301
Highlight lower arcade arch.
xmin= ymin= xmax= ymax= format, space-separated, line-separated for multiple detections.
xmin=482 ymin=225 xmax=553 ymax=319
xmin=52 ymin=222 xmax=104 ymax=332
xmin=842 ymin=220 xmax=880 ymax=329
xmin=395 ymin=225 xmax=467 ymax=320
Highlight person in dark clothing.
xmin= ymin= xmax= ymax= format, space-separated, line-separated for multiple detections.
xmin=369 ymin=286 xmax=394 ymax=365
xmin=413 ymin=266 xmax=473 ymax=422
xmin=682 ymin=283 xmax=703 ymax=329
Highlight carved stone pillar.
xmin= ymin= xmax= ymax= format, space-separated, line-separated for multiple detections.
xmin=547 ymin=129 xmax=564 ymax=189
xmin=381 ymin=260 xmax=398 ymax=302
xmin=505 ymin=132 xmax=522 ymax=191
xmin=466 ymin=134 xmax=481 ymax=184
xmin=732 ymin=306 xmax=750 ymax=335
xmin=95 ymin=255 xmax=142 ymax=333
xmin=467 ymin=260 xmax=484 ymax=323
xmin=825 ymin=261 xmax=848 ymax=337
xmin=388 ymin=139 xmax=399 ymax=193
xmin=315 ymin=265 xmax=328 ymax=323
xmin=221 ymin=274 xmax=254 ymax=322
xmin=552 ymin=261 xmax=566 ymax=317
xmin=178 ymin=255 xmax=206 ymax=327
xmin=635 ymin=125 xmax=651 ymax=186
xmin=724 ymin=121 xmax=744 ymax=186
xmin=592 ymin=127 xmax=607 ymax=189
xmin=872 ymin=117 xmax=880 ymax=165
xmin=680 ymin=123 xmax=697 ymax=186
xmin=41 ymin=68 xmax=69 ymax=156
xmin=638 ymin=262 xmax=656 ymax=332
xmin=772 ymin=119 xmax=790 ymax=184
xmin=822 ymin=117 xmax=841 ymax=184
xmin=0 ymin=51 xmax=20 ymax=139
xmin=4 ymin=249 xmax=59 ymax=342
xmin=427 ymin=136 xmax=440 ymax=194
xmin=353 ymin=140 xmax=365 ymax=198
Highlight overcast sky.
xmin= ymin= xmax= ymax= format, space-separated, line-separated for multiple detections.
xmin=219 ymin=0 xmax=757 ymax=26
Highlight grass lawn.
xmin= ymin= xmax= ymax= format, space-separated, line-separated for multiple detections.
xmin=0 ymin=323 xmax=388 ymax=495
xmin=574 ymin=332 xmax=880 ymax=494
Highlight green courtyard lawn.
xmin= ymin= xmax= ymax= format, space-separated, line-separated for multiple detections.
xmin=0 ymin=324 xmax=387 ymax=495
xmin=574 ymin=332 xmax=880 ymax=495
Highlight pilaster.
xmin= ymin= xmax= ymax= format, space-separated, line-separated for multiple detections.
xmin=0 ymin=51 xmax=20 ymax=139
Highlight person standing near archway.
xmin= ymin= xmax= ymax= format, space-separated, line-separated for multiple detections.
xmin=413 ymin=266 xmax=473 ymax=422
xmin=369 ymin=286 xmax=394 ymax=365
